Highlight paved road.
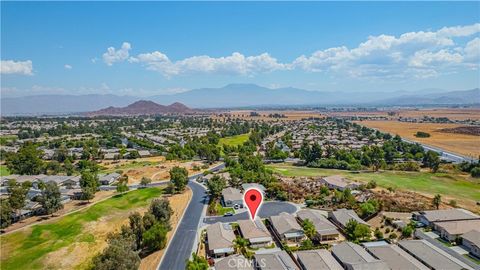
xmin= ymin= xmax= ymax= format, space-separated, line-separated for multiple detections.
xmin=204 ymin=201 xmax=298 ymax=224
xmin=158 ymin=163 xmax=224 ymax=270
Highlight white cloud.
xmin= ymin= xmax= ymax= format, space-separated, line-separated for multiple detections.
xmin=64 ymin=64 xmax=72 ymax=70
xmin=102 ymin=42 xmax=131 ymax=66
xmin=101 ymin=23 xmax=479 ymax=80
xmin=0 ymin=60 xmax=33 ymax=75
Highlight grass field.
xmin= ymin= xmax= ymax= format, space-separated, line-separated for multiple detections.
xmin=267 ymin=163 xmax=480 ymax=204
xmin=0 ymin=187 xmax=164 ymax=270
xmin=0 ymin=165 xmax=10 ymax=176
xmin=355 ymin=120 xmax=480 ymax=158
xmin=218 ymin=133 xmax=250 ymax=147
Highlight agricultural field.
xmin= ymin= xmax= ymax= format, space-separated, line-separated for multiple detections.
xmin=355 ymin=120 xmax=480 ymax=158
xmin=218 ymin=133 xmax=250 ymax=147
xmin=267 ymin=163 xmax=480 ymax=211
xmin=0 ymin=187 xmax=165 ymax=270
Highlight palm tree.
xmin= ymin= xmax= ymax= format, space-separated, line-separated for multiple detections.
xmin=433 ymin=194 xmax=442 ymax=209
xmin=185 ymin=253 xmax=209 ymax=270
xmin=234 ymin=237 xmax=249 ymax=256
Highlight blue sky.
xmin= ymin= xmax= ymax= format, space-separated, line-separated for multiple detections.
xmin=1 ymin=1 xmax=479 ymax=97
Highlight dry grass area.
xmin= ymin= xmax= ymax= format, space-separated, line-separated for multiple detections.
xmin=330 ymin=108 xmax=480 ymax=121
xmin=139 ymin=187 xmax=192 ymax=270
xmin=356 ymin=120 xmax=480 ymax=158
xmin=2 ymin=190 xmax=115 ymax=234
xmin=212 ymin=110 xmax=324 ymax=121
xmin=101 ymin=157 xmax=206 ymax=184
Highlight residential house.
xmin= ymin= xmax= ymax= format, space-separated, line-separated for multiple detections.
xmin=254 ymin=250 xmax=299 ymax=270
xmin=320 ymin=175 xmax=361 ymax=191
xmin=98 ymin=173 xmax=121 ymax=185
xmin=269 ymin=212 xmax=305 ymax=245
xmin=328 ymin=209 xmax=369 ymax=230
xmin=462 ymin=230 xmax=480 ymax=258
xmin=242 ymin=183 xmax=266 ymax=194
xmin=434 ymin=219 xmax=480 ymax=242
xmin=296 ymin=209 xmax=340 ymax=242
xmin=237 ymin=219 xmax=273 ymax=248
xmin=222 ymin=187 xmax=243 ymax=208
xmin=366 ymin=244 xmax=429 ymax=270
xmin=295 ymin=250 xmax=343 ymax=270
xmin=331 ymin=242 xmax=389 ymax=270
xmin=413 ymin=208 xmax=480 ymax=227
xmin=398 ymin=240 xmax=473 ymax=270
xmin=206 ymin=222 xmax=235 ymax=258
xmin=138 ymin=150 xmax=151 ymax=157
xmin=215 ymin=254 xmax=254 ymax=270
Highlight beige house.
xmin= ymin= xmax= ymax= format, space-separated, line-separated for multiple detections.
xmin=206 ymin=222 xmax=236 ymax=258
xmin=435 ymin=219 xmax=480 ymax=242
xmin=297 ymin=209 xmax=340 ymax=242
xmin=462 ymin=229 xmax=480 ymax=258
xmin=320 ymin=175 xmax=361 ymax=191
xmin=269 ymin=212 xmax=305 ymax=246
xmin=237 ymin=219 xmax=273 ymax=248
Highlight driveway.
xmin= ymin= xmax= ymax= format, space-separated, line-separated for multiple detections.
xmin=204 ymin=201 xmax=298 ymax=224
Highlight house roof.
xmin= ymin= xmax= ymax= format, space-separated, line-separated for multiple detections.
xmin=367 ymin=245 xmax=429 ymax=270
xmin=238 ymin=219 xmax=272 ymax=241
xmin=418 ymin=209 xmax=480 ymax=223
xmin=297 ymin=209 xmax=339 ymax=236
xmin=321 ymin=175 xmax=350 ymax=188
xmin=462 ymin=229 xmax=480 ymax=247
xmin=222 ymin=187 xmax=243 ymax=202
xmin=435 ymin=219 xmax=480 ymax=236
xmin=329 ymin=208 xmax=369 ymax=227
xmin=215 ymin=254 xmax=254 ymax=270
xmin=269 ymin=212 xmax=303 ymax=236
xmin=206 ymin=222 xmax=235 ymax=251
xmin=296 ymin=250 xmax=343 ymax=270
xmin=254 ymin=250 xmax=299 ymax=270
xmin=332 ymin=242 xmax=384 ymax=267
xmin=398 ymin=240 xmax=473 ymax=270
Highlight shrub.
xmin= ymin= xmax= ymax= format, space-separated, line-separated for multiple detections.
xmin=414 ymin=131 xmax=430 ymax=138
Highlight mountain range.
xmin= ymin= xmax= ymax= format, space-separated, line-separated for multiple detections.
xmin=1 ymin=84 xmax=478 ymax=115
xmin=87 ymin=100 xmax=191 ymax=116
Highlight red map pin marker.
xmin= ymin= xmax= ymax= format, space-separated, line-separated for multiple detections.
xmin=244 ymin=188 xmax=263 ymax=221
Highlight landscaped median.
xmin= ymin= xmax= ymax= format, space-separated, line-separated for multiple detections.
xmin=0 ymin=187 xmax=166 ymax=270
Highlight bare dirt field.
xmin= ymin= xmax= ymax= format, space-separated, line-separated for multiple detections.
xmin=355 ymin=120 xmax=480 ymax=158
xmin=139 ymin=187 xmax=192 ymax=270
xmin=330 ymin=108 xmax=480 ymax=121
xmin=101 ymin=157 xmax=207 ymax=184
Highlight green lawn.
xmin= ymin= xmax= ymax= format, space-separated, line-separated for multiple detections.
xmin=218 ymin=133 xmax=250 ymax=147
xmin=0 ymin=165 xmax=10 ymax=176
xmin=267 ymin=163 xmax=480 ymax=202
xmin=1 ymin=187 xmax=164 ymax=270
xmin=212 ymin=201 xmax=234 ymax=216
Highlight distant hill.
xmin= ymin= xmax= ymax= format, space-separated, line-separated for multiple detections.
xmin=87 ymin=100 xmax=192 ymax=116
xmin=1 ymin=84 xmax=478 ymax=115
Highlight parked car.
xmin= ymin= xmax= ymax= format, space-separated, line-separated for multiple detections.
xmin=223 ymin=212 xmax=234 ymax=217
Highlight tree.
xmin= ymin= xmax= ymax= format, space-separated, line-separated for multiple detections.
xmin=169 ymin=166 xmax=188 ymax=192
xmin=186 ymin=253 xmax=209 ymax=270
xmin=345 ymin=220 xmax=371 ymax=242
xmin=129 ymin=212 xmax=144 ymax=250
xmin=423 ymin=151 xmax=440 ymax=172
xmin=7 ymin=180 xmax=31 ymax=213
xmin=92 ymin=233 xmax=140 ymax=270
xmin=0 ymin=199 xmax=12 ymax=229
xmin=233 ymin=237 xmax=249 ymax=256
xmin=80 ymin=170 xmax=98 ymax=201
xmin=302 ymin=219 xmax=317 ymax=240
xmin=142 ymin=212 xmax=156 ymax=231
xmin=471 ymin=167 xmax=480 ymax=178
xmin=5 ymin=142 xmax=44 ymax=175
xmin=142 ymin=222 xmax=168 ymax=251
xmin=300 ymin=238 xmax=314 ymax=250
xmin=39 ymin=181 xmax=63 ymax=215
xmin=140 ymin=177 xmax=152 ymax=188
xmin=402 ymin=226 xmax=414 ymax=238
xmin=116 ymin=176 xmax=129 ymax=194
xmin=359 ymin=200 xmax=379 ymax=217
xmin=433 ymin=194 xmax=442 ymax=209
xmin=370 ymin=146 xmax=384 ymax=171
xmin=206 ymin=175 xmax=226 ymax=199
xmin=374 ymin=228 xmax=383 ymax=239
xmin=149 ymin=199 xmax=172 ymax=224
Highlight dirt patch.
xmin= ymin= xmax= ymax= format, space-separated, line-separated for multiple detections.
xmin=438 ymin=126 xmax=480 ymax=136
xmin=139 ymin=187 xmax=193 ymax=270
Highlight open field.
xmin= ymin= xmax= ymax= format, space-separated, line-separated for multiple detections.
xmin=267 ymin=163 xmax=480 ymax=211
xmin=0 ymin=187 xmax=164 ymax=270
xmin=330 ymin=108 xmax=480 ymax=121
xmin=218 ymin=133 xmax=250 ymax=147
xmin=100 ymin=156 xmax=206 ymax=184
xmin=355 ymin=120 xmax=480 ymax=158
